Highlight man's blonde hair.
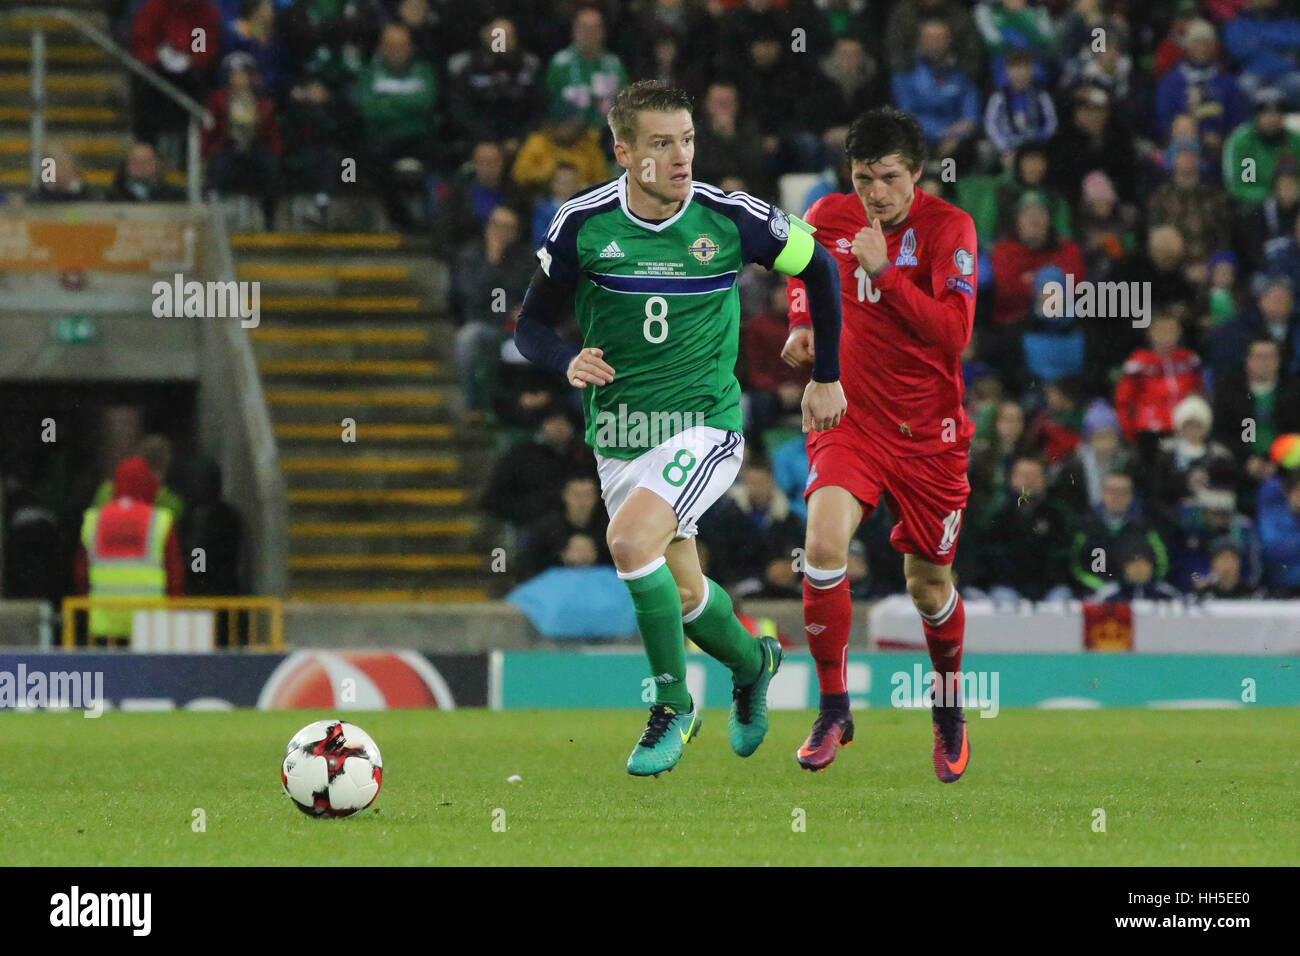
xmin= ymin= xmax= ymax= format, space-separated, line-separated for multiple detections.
xmin=606 ymin=79 xmax=693 ymax=145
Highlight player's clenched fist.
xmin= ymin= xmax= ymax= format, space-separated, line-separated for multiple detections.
xmin=851 ymin=218 xmax=889 ymax=275
xmin=802 ymin=379 xmax=847 ymax=433
xmin=780 ymin=326 xmax=815 ymax=367
xmin=566 ymin=347 xmax=615 ymax=388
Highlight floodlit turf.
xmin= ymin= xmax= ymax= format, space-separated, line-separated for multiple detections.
xmin=5 ymin=708 xmax=1297 ymax=866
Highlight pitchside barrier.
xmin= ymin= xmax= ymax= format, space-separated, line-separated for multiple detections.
xmin=61 ymin=597 xmax=284 ymax=651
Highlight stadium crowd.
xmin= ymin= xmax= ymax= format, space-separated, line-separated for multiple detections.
xmin=39 ymin=0 xmax=1300 ymax=606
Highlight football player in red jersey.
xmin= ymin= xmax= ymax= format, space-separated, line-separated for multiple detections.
xmin=783 ymin=108 xmax=977 ymax=781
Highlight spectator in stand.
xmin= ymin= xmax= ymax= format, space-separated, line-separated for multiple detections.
xmin=1221 ymin=0 xmax=1300 ymax=107
xmin=1222 ymin=87 xmax=1300 ymax=203
xmin=544 ymin=7 xmax=627 ymax=132
xmin=222 ymin=0 xmax=287 ymax=96
xmin=1020 ymin=266 xmax=1087 ymax=391
xmin=1075 ymin=170 xmax=1137 ymax=281
xmin=445 ymin=17 xmax=543 ymax=158
xmin=390 ymin=0 xmax=444 ymax=67
xmin=1236 ymin=154 xmax=1300 ymax=274
xmin=130 ymin=0 xmax=222 ymax=147
xmin=178 ymin=455 xmax=243 ymax=597
xmin=1047 ymin=84 xmax=1139 ymax=206
xmin=1059 ymin=19 xmax=1139 ymax=129
xmin=203 ymin=53 xmax=283 ymax=229
xmin=796 ymin=36 xmax=883 ymax=171
xmin=1023 ymin=376 xmax=1085 ymax=465
xmin=75 ymin=457 xmax=185 ymax=646
xmin=353 ymin=22 xmax=439 ymax=228
xmin=1091 ymin=539 xmax=1185 ymax=601
xmin=511 ymin=100 xmax=610 ymax=196
xmin=450 ymin=204 xmax=536 ymax=423
xmin=973 ymin=0 xmax=1057 ymax=88
xmin=697 ymin=450 xmax=805 ymax=599
xmin=990 ymin=190 xmax=1086 ymax=341
xmin=1153 ymin=0 xmax=1225 ymax=80
xmin=890 ymin=19 xmax=982 ymax=169
xmin=1154 ymin=18 xmax=1248 ymax=152
xmin=530 ymin=162 xmax=583 ymax=249
xmin=1050 ymin=399 xmax=1135 ymax=513
xmin=1263 ymin=207 xmax=1300 ymax=292
xmin=279 ymin=64 xmax=354 ymax=224
xmin=481 ymin=403 xmax=591 ymax=528
xmin=741 ymin=281 xmax=806 ymax=437
xmin=92 ymin=434 xmax=185 ymax=521
xmin=1070 ymin=471 xmax=1172 ymax=596
xmin=1194 ymin=536 xmax=1265 ymax=598
xmin=984 ymin=49 xmax=1058 ymax=167
xmin=971 ymin=456 xmax=1075 ymax=602
xmin=1146 ymin=394 xmax=1240 ymax=526
xmin=108 ymin=142 xmax=184 ymax=202
xmin=435 ymin=140 xmax=518 ymax=256
xmin=1171 ymin=485 xmax=1263 ymax=593
xmin=631 ymin=22 xmax=707 ymax=107
xmin=993 ymin=144 xmax=1072 ymax=240
xmin=884 ymin=0 xmax=984 ymax=81
xmin=31 ymin=148 xmax=93 ymax=203
xmin=281 ymin=0 xmax=378 ymax=90
xmin=1097 ymin=226 xmax=1197 ymax=384
xmin=1114 ymin=313 xmax=1204 ymax=466
xmin=1211 ymin=334 xmax=1300 ymax=510
xmin=967 ymin=399 xmax=1033 ymax=530
xmin=1254 ymin=466 xmax=1300 ymax=594
xmin=1209 ymin=274 xmax=1300 ymax=382
xmin=1148 ymin=135 xmax=1233 ymax=283
xmin=632 ymin=0 xmax=715 ymax=78
xmin=731 ymin=34 xmax=817 ymax=176
xmin=690 ymin=82 xmax=771 ymax=199
xmin=518 ymin=473 xmax=611 ymax=581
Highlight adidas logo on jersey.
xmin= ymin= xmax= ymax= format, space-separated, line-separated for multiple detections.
xmin=599 ymin=240 xmax=625 ymax=258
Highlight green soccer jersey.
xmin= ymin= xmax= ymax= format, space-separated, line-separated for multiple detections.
xmin=538 ymin=173 xmax=817 ymax=460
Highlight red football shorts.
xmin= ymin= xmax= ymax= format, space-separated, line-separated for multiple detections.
xmin=803 ymin=426 xmax=970 ymax=566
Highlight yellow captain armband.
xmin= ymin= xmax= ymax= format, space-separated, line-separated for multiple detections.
xmin=773 ymin=216 xmax=817 ymax=276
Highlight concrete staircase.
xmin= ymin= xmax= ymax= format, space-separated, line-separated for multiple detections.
xmin=0 ymin=3 xmax=187 ymax=194
xmin=234 ymin=232 xmax=498 ymax=603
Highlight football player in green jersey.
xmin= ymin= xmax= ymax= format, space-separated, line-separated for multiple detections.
xmin=515 ymin=80 xmax=846 ymax=776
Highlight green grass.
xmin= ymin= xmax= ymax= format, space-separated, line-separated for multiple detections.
xmin=5 ymin=708 xmax=1297 ymax=866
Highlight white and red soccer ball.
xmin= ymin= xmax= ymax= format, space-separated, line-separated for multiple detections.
xmin=281 ymin=720 xmax=383 ymax=818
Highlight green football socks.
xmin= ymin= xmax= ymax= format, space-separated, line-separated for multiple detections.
xmin=683 ymin=576 xmax=762 ymax=686
xmin=621 ymin=559 xmax=692 ymax=712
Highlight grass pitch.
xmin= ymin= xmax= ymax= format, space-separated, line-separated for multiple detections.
xmin=6 ymin=708 xmax=1296 ymax=866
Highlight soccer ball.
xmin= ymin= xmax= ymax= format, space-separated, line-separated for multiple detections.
xmin=281 ymin=719 xmax=383 ymax=818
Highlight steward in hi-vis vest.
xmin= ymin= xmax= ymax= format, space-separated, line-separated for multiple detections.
xmin=75 ymin=456 xmax=184 ymax=642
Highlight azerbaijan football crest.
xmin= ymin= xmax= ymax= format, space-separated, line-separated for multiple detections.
xmin=895 ymin=227 xmax=918 ymax=267
xmin=689 ymin=234 xmax=720 ymax=263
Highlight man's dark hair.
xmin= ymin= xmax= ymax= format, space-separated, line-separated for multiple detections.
xmin=844 ymin=107 xmax=926 ymax=171
xmin=1247 ymin=334 xmax=1282 ymax=355
xmin=607 ymin=80 xmax=694 ymax=144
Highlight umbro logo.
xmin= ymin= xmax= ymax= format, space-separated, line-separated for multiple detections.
xmin=805 ymin=623 xmax=827 ymax=635
xmin=835 ymin=238 xmax=853 ymax=255
xmin=599 ymin=240 xmax=625 ymax=258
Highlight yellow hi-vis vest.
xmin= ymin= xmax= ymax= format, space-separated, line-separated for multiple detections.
xmin=80 ymin=503 xmax=172 ymax=638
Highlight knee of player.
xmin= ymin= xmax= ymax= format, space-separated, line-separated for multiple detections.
xmin=606 ymin=531 xmax=652 ymax=572
xmin=804 ymin=539 xmax=848 ymax=572
xmin=676 ymin=582 xmax=703 ymax=615
xmin=906 ymin=576 xmax=951 ymax=616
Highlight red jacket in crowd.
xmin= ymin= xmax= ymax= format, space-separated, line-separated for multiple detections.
xmin=201 ymin=88 xmax=283 ymax=158
xmin=741 ymin=312 xmax=806 ymax=393
xmin=74 ymin=457 xmax=185 ymax=598
xmin=130 ymin=0 xmax=222 ymax=73
xmin=1113 ymin=347 xmax=1204 ymax=444
xmin=990 ymin=238 xmax=1087 ymax=326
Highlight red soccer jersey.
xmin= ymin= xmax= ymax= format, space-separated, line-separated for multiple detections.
xmin=788 ymin=187 xmax=978 ymax=458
